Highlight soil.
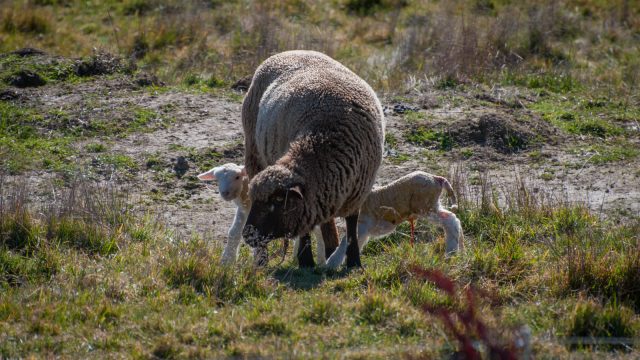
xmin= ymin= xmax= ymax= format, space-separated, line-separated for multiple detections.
xmin=2 ymin=52 xmax=639 ymax=246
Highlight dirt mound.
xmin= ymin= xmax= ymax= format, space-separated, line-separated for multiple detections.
xmin=5 ymin=69 xmax=46 ymax=88
xmin=11 ymin=48 xmax=46 ymax=57
xmin=448 ymin=113 xmax=548 ymax=154
xmin=74 ymin=52 xmax=131 ymax=77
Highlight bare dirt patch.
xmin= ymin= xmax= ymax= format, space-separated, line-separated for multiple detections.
xmin=2 ymin=52 xmax=639 ymax=248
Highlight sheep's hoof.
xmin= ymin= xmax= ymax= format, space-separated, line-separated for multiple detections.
xmin=298 ymin=255 xmax=315 ymax=268
xmin=346 ymin=258 xmax=362 ymax=269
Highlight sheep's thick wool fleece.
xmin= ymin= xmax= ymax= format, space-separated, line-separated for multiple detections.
xmin=243 ymin=50 xmax=385 ymax=229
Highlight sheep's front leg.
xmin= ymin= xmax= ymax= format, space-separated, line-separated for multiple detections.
xmin=297 ymin=233 xmax=315 ymax=268
xmin=345 ymin=213 xmax=361 ymax=268
xmin=221 ymin=208 xmax=248 ymax=264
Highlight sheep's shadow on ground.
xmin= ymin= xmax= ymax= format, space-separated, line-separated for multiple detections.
xmin=271 ymin=265 xmax=353 ymax=290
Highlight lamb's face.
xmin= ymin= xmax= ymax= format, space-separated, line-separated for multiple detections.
xmin=242 ymin=166 xmax=305 ymax=248
xmin=197 ymin=163 xmax=246 ymax=201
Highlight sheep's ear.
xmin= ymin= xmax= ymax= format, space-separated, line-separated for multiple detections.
xmin=197 ymin=169 xmax=215 ymax=181
xmin=288 ymin=185 xmax=304 ymax=200
xmin=239 ymin=166 xmax=247 ymax=177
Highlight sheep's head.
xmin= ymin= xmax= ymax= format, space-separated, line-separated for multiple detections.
xmin=242 ymin=165 xmax=306 ymax=248
xmin=197 ymin=163 xmax=246 ymax=201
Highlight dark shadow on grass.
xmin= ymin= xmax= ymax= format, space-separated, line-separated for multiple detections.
xmin=272 ymin=265 xmax=354 ymax=290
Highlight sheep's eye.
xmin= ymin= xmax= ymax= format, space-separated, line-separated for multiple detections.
xmin=235 ymin=176 xmax=240 ymax=180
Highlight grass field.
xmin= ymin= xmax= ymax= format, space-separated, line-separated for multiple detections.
xmin=1 ymin=0 xmax=639 ymax=358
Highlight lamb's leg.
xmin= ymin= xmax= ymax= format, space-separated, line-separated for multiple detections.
xmin=221 ymin=208 xmax=247 ymax=264
xmin=297 ymin=233 xmax=315 ymax=268
xmin=410 ymin=218 xmax=415 ymax=247
xmin=320 ymin=219 xmax=339 ymax=259
xmin=325 ymin=235 xmax=348 ymax=269
xmin=438 ymin=209 xmax=464 ymax=254
xmin=345 ymin=213 xmax=361 ymax=268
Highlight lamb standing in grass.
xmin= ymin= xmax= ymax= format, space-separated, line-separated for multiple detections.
xmin=241 ymin=50 xmax=385 ymax=268
xmin=198 ymin=163 xmax=250 ymax=264
xmin=325 ymin=171 xmax=464 ymax=269
xmin=198 ymin=163 xmax=328 ymax=265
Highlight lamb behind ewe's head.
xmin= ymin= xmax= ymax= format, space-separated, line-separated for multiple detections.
xmin=197 ymin=163 xmax=246 ymax=201
xmin=243 ymin=165 xmax=307 ymax=247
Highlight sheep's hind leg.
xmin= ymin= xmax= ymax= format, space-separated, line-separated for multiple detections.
xmin=345 ymin=213 xmax=362 ymax=268
xmin=297 ymin=233 xmax=315 ymax=268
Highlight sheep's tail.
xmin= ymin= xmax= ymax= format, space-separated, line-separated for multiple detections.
xmin=436 ymin=176 xmax=458 ymax=212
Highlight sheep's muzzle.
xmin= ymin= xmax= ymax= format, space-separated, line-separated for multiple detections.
xmin=242 ymin=224 xmax=273 ymax=248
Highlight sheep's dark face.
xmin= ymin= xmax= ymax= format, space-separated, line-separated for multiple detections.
xmin=242 ymin=185 xmax=304 ymax=248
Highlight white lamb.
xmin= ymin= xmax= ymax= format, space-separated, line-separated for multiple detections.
xmin=325 ymin=171 xmax=464 ymax=269
xmin=198 ymin=163 xmax=250 ymax=264
xmin=198 ymin=163 xmax=326 ymax=265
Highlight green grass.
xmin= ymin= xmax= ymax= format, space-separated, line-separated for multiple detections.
xmin=0 ymin=102 xmax=77 ymax=174
xmin=405 ymin=126 xmax=454 ymax=150
xmin=566 ymin=301 xmax=638 ymax=350
xmin=575 ymin=143 xmax=640 ymax=164
xmin=529 ymin=94 xmax=638 ymax=139
xmin=1 ymin=176 xmax=638 ymax=357
xmin=501 ymin=70 xmax=580 ymax=94
xmin=0 ymin=54 xmax=78 ymax=85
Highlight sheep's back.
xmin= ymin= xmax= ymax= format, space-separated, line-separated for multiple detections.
xmin=255 ymin=61 xmax=384 ymax=218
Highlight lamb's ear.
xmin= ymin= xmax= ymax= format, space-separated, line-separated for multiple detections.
xmin=288 ymin=185 xmax=304 ymax=200
xmin=197 ymin=169 xmax=215 ymax=181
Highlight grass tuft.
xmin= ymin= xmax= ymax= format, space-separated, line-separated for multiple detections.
xmin=567 ymin=301 xmax=638 ymax=349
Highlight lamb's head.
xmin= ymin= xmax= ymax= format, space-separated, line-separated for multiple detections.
xmin=197 ymin=163 xmax=246 ymax=201
xmin=242 ymin=165 xmax=306 ymax=248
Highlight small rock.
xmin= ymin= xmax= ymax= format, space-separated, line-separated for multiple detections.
xmin=0 ymin=89 xmax=20 ymax=100
xmin=418 ymin=94 xmax=439 ymax=109
xmin=391 ymin=103 xmax=419 ymax=114
xmin=134 ymin=73 xmax=164 ymax=87
xmin=231 ymin=75 xmax=252 ymax=92
xmin=173 ymin=156 xmax=189 ymax=178
xmin=6 ymin=70 xmax=46 ymax=88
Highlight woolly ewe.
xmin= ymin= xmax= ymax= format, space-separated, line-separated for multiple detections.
xmin=241 ymin=50 xmax=385 ymax=268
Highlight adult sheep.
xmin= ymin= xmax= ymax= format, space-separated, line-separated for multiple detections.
xmin=241 ymin=50 xmax=385 ymax=268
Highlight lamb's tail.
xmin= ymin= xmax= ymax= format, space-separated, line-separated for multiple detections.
xmin=325 ymin=236 xmax=348 ymax=269
xmin=436 ymin=176 xmax=458 ymax=212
